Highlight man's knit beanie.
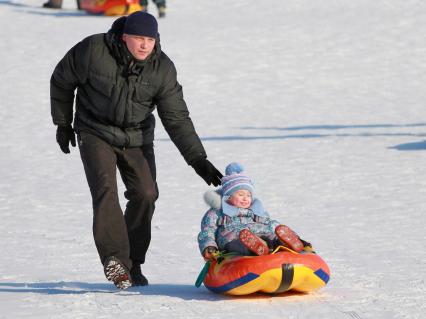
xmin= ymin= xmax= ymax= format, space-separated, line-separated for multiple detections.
xmin=123 ymin=11 xmax=158 ymax=38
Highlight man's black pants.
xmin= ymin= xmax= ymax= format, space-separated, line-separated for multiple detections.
xmin=78 ymin=132 xmax=157 ymax=270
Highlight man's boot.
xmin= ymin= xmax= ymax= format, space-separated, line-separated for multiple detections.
xmin=130 ymin=264 xmax=148 ymax=286
xmin=104 ymin=256 xmax=132 ymax=290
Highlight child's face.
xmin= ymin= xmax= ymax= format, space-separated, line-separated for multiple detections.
xmin=228 ymin=189 xmax=252 ymax=209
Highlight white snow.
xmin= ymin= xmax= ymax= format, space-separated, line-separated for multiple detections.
xmin=1 ymin=0 xmax=426 ymax=318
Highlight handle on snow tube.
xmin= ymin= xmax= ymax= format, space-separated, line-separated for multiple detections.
xmin=195 ymin=261 xmax=211 ymax=287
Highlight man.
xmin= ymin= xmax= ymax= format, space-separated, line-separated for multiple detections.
xmin=50 ymin=11 xmax=222 ymax=289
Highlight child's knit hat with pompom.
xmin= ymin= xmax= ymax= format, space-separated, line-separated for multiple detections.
xmin=221 ymin=162 xmax=254 ymax=197
xmin=203 ymin=162 xmax=267 ymax=217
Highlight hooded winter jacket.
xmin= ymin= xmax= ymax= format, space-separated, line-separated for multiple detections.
xmin=50 ymin=16 xmax=206 ymax=164
xmin=197 ymin=191 xmax=281 ymax=254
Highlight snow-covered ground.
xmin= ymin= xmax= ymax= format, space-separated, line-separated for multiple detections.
xmin=1 ymin=0 xmax=425 ymax=318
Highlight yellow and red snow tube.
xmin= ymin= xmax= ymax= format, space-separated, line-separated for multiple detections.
xmin=203 ymin=247 xmax=330 ymax=295
xmin=80 ymin=0 xmax=142 ymax=16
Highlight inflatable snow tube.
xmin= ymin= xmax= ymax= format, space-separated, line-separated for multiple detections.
xmin=203 ymin=247 xmax=330 ymax=295
xmin=80 ymin=0 xmax=142 ymax=16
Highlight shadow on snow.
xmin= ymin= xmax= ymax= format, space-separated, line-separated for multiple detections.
xmin=239 ymin=123 xmax=426 ymax=132
xmin=0 ymin=281 xmax=304 ymax=301
xmin=0 ymin=281 xmax=223 ymax=301
xmin=160 ymin=122 xmax=426 ymax=151
xmin=0 ymin=281 xmax=115 ymax=295
xmin=388 ymin=140 xmax=426 ymax=151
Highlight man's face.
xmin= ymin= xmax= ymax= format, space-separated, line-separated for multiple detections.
xmin=122 ymin=34 xmax=156 ymax=60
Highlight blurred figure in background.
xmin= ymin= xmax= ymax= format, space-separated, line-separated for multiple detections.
xmin=42 ymin=0 xmax=63 ymax=9
xmin=42 ymin=0 xmax=164 ymax=15
xmin=140 ymin=0 xmax=166 ymax=18
xmin=43 ymin=0 xmax=82 ymax=9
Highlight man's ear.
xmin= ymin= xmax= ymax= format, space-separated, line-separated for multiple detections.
xmin=122 ymin=34 xmax=127 ymax=42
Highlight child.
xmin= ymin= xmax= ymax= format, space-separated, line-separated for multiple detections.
xmin=198 ymin=163 xmax=313 ymax=260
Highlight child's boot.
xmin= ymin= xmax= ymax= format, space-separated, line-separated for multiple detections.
xmin=239 ymin=229 xmax=269 ymax=256
xmin=275 ymin=225 xmax=304 ymax=252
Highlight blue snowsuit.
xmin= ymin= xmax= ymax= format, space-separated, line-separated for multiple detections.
xmin=197 ymin=198 xmax=281 ymax=255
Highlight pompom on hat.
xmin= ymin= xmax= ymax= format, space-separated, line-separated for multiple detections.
xmin=123 ymin=11 xmax=158 ymax=38
xmin=221 ymin=163 xmax=254 ymax=197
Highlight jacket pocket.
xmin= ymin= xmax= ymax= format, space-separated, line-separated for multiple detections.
xmin=88 ymin=75 xmax=115 ymax=98
xmin=133 ymin=82 xmax=156 ymax=102
xmin=82 ymin=73 xmax=117 ymax=121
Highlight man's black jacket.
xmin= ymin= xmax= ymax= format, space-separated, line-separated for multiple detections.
xmin=50 ymin=16 xmax=206 ymax=164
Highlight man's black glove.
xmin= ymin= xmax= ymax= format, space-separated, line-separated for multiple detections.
xmin=56 ymin=125 xmax=76 ymax=154
xmin=192 ymin=158 xmax=223 ymax=186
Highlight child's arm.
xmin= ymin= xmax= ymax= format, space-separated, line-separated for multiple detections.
xmin=197 ymin=209 xmax=220 ymax=257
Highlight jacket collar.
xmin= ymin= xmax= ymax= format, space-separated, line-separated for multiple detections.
xmin=221 ymin=196 xmax=268 ymax=218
